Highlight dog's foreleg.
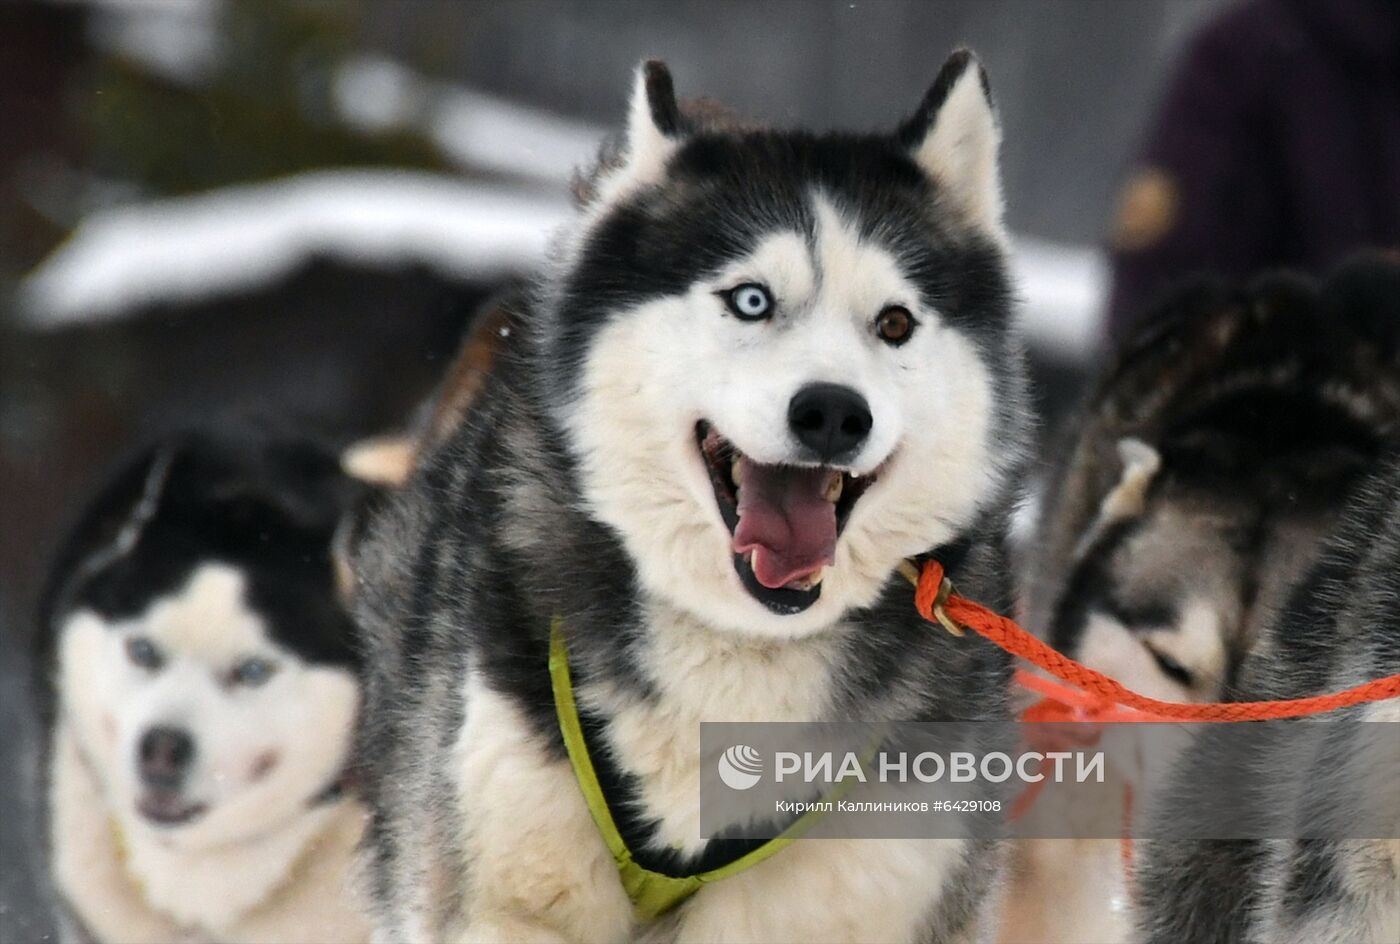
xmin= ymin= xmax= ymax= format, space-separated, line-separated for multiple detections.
xmin=445 ymin=679 xmax=632 ymax=944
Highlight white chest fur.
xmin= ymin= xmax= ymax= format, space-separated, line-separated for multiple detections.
xmin=581 ymin=602 xmax=843 ymax=857
xmin=446 ymin=605 xmax=987 ymax=943
xmin=120 ymin=800 xmax=340 ymax=932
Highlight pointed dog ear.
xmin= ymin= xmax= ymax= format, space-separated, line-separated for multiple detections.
xmin=342 ymin=435 xmax=416 ymax=487
xmin=634 ymin=60 xmax=683 ymax=142
xmin=1070 ymin=438 xmax=1161 ymax=563
xmin=898 ymin=49 xmax=1006 ymax=239
xmin=591 ymin=60 xmax=685 ymax=206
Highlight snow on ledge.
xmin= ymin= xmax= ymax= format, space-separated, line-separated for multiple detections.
xmin=18 ymin=170 xmax=572 ymax=328
xmin=18 ymin=168 xmax=1107 ymax=362
xmin=1010 ymin=236 xmax=1107 ymax=361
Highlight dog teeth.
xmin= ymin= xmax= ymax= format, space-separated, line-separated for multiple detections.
xmin=731 ymin=457 xmax=743 ymax=486
xmin=789 ymin=568 xmax=825 ymax=591
xmin=825 ymin=473 xmax=843 ymax=503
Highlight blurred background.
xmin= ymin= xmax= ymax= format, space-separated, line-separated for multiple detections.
xmin=11 ymin=0 xmax=1393 ymax=937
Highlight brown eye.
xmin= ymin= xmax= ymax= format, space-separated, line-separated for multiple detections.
xmin=875 ymin=305 xmax=915 ymax=346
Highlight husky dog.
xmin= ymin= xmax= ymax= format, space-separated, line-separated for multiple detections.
xmin=354 ymin=52 xmax=1030 ymax=943
xmin=1136 ymin=453 xmax=1400 ymax=944
xmin=37 ymin=432 xmax=374 ymax=944
xmin=1028 ymin=259 xmax=1400 ymax=704
xmin=1006 ymin=258 xmax=1400 ymax=944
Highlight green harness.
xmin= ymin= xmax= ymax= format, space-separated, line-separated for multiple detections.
xmin=548 ymin=620 xmax=824 ymax=922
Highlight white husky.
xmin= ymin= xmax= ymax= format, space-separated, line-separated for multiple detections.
xmin=39 ymin=434 xmax=372 ymax=943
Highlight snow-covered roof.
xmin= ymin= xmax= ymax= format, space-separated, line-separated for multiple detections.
xmin=18 ymin=170 xmax=570 ymax=327
xmin=35 ymin=14 xmax=1107 ymax=353
xmin=19 ymin=171 xmax=1105 ymax=359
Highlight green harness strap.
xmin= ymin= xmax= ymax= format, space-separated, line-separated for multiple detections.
xmin=548 ymin=619 xmax=823 ymax=922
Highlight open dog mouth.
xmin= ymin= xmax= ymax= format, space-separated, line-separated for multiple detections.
xmin=137 ymin=790 xmax=208 ymax=827
xmin=697 ymin=421 xmax=878 ymax=614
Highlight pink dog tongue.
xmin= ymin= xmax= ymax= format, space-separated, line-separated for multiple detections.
xmin=732 ymin=459 xmax=837 ymax=589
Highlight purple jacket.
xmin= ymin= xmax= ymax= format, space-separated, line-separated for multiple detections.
xmin=1106 ymin=0 xmax=1400 ymax=340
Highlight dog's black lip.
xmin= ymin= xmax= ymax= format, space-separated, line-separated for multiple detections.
xmin=137 ymin=792 xmax=208 ymax=827
xmin=696 ymin=420 xmax=878 ymax=613
xmin=698 ymin=421 xmax=741 ymax=533
xmin=733 ymin=552 xmax=822 ymax=614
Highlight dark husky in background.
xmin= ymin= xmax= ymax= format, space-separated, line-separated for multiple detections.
xmin=1130 ymin=259 xmax=1400 ymax=944
xmin=1028 ymin=257 xmax=1400 ymax=704
xmin=354 ymin=51 xmax=1031 ymax=942
xmin=1137 ymin=450 xmax=1400 ymax=944
xmin=36 ymin=431 xmax=374 ymax=943
xmin=1007 ymin=257 xmax=1400 ymax=943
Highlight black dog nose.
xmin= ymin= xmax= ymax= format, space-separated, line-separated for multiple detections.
xmin=788 ymin=383 xmax=873 ymax=462
xmin=138 ymin=726 xmax=195 ymax=788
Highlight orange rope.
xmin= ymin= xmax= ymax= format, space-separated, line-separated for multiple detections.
xmin=1016 ymin=671 xmax=1162 ymax=724
xmin=915 ymin=560 xmax=1400 ymax=722
xmin=1008 ymin=674 xmax=1125 ymax=821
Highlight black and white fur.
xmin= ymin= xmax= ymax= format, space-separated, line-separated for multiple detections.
xmin=1031 ymin=259 xmax=1400 ymax=706
xmin=1136 ymin=455 xmax=1400 ymax=943
xmin=37 ymin=432 xmax=374 ymax=943
xmin=354 ymin=53 xmax=1030 ymax=943
xmin=1010 ymin=258 xmax=1400 ymax=943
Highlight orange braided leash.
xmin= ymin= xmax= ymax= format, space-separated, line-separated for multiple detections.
xmin=1005 ymin=670 xmax=1138 ymax=820
xmin=914 ymin=560 xmax=1400 ymax=722
xmin=1016 ymin=671 xmax=1162 ymax=724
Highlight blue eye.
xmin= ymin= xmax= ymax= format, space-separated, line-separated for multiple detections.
xmin=125 ymin=636 xmax=164 ymax=671
xmin=229 ymin=657 xmax=277 ymax=688
xmin=721 ymin=283 xmax=774 ymax=321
